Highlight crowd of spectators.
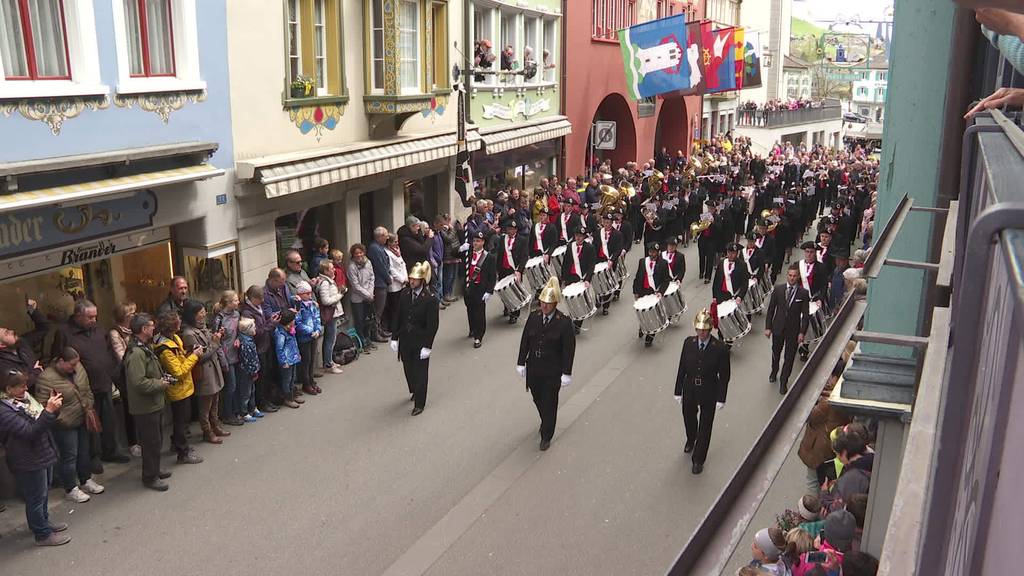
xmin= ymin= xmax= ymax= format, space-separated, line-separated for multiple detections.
xmin=739 ymin=99 xmax=828 ymax=126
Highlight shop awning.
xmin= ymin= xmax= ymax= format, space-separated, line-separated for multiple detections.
xmin=241 ymin=130 xmax=483 ymax=199
xmin=0 ymin=164 xmax=225 ymax=214
xmin=480 ymin=117 xmax=573 ymax=155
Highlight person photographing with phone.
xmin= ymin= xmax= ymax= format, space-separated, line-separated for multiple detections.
xmin=122 ymin=313 xmax=176 ymax=491
xmin=153 ymin=311 xmax=204 ymax=466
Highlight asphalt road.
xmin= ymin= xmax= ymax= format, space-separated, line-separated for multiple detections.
xmin=0 ymin=238 xmax=806 ymax=576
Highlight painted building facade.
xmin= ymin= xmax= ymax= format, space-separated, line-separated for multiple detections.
xmin=564 ymin=0 xmax=703 ymax=174
xmin=227 ymin=0 xmax=467 ymax=288
xmin=0 ymin=0 xmax=235 ymax=330
xmin=466 ymin=0 xmax=569 ymax=193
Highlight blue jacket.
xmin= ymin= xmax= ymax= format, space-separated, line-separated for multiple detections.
xmin=367 ymin=242 xmax=391 ymax=289
xmin=273 ymin=326 xmax=301 ymax=367
xmin=0 ymin=400 xmax=58 ymax=473
xmin=295 ymin=300 xmax=322 ymax=344
xmin=239 ymin=333 xmax=260 ymax=376
xmin=430 ymin=234 xmax=443 ymax=267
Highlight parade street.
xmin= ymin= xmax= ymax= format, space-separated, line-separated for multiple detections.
xmin=0 ymin=237 xmax=811 ymax=576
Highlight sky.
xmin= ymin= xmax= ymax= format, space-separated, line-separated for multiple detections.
xmin=792 ymin=0 xmax=894 ymax=24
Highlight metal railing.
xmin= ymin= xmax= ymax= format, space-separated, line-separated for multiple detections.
xmin=736 ymin=103 xmax=842 ymax=129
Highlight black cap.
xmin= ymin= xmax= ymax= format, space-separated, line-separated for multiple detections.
xmin=666 ymin=235 xmax=680 ymax=245
xmin=745 ymin=232 xmax=756 ymax=241
xmin=611 ymin=212 xmax=623 ymax=220
xmin=575 ymin=225 xmax=588 ymax=236
xmin=646 ymin=241 xmax=661 ymax=252
xmin=502 ymin=218 xmax=517 ymax=229
xmin=801 ymin=241 xmax=817 ymax=250
xmin=601 ymin=212 xmax=613 ymax=220
xmin=726 ymin=242 xmax=741 ymax=252
xmin=472 ymin=231 xmax=486 ymax=240
xmin=563 ymin=197 xmax=577 ymax=205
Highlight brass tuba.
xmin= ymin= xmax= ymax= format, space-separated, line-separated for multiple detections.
xmin=646 ymin=170 xmax=664 ymax=195
xmin=690 ymin=219 xmax=712 ymax=240
xmin=619 ymin=181 xmax=637 ymax=200
xmin=599 ymin=184 xmax=623 ymax=215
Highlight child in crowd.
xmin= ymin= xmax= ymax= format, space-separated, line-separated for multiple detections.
xmin=273 ymin=310 xmax=301 ymax=409
xmin=238 ymin=317 xmax=263 ymax=421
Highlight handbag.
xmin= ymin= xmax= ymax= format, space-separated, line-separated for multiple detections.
xmin=68 ymin=380 xmax=102 ymax=434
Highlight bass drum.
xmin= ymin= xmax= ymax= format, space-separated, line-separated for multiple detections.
xmin=592 ymin=261 xmax=620 ymax=297
xmin=494 ymin=274 xmax=532 ymax=312
xmin=562 ymin=282 xmax=598 ymax=321
xmin=634 ymin=294 xmax=669 ymax=335
xmin=716 ymin=300 xmax=752 ymax=342
xmin=661 ymin=282 xmax=687 ymax=320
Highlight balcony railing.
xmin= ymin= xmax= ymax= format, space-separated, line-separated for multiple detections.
xmin=736 ymin=103 xmax=843 ymax=129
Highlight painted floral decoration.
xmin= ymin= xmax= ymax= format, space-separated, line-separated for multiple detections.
xmin=288 ymin=104 xmax=344 ymax=141
xmin=420 ymin=97 xmax=446 ymax=122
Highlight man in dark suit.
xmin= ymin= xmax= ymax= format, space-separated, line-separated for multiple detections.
xmin=674 ymin=309 xmax=730 ymax=475
xmin=595 ymin=213 xmax=624 ymax=316
xmin=560 ymin=226 xmax=596 ymax=334
xmin=516 ymin=277 xmax=577 ymax=451
xmin=496 ymin=218 xmax=529 ymax=324
xmin=465 ymin=231 xmax=496 ymax=349
xmin=390 ymin=262 xmax=440 ymax=415
xmin=764 ymin=264 xmax=810 ymax=395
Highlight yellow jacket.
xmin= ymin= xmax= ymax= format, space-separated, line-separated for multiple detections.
xmin=153 ymin=333 xmax=198 ymax=402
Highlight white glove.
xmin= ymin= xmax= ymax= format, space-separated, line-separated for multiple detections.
xmin=674 ymin=395 xmax=682 ymax=404
xmin=716 ymin=402 xmax=725 ymax=411
xmin=459 ymin=242 xmax=470 ymax=253
xmin=560 ymin=374 xmax=571 ymax=387
xmin=419 ymin=347 xmax=431 ymax=360
xmin=516 ymin=365 xmax=526 ymax=378
xmin=482 ymin=292 xmax=492 ymax=302
xmin=389 ymin=340 xmax=399 ymax=353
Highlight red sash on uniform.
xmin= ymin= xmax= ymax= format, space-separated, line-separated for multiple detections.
xmin=572 ymin=242 xmax=584 ymax=276
xmin=469 ymin=250 xmax=482 ymax=284
xmin=722 ymin=260 xmax=735 ymax=294
xmin=644 ymin=258 xmax=656 ymax=289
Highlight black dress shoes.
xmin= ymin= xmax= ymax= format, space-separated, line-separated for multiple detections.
xmin=411 ymin=407 xmax=424 ymax=416
xmin=691 ymin=462 xmax=704 ymax=475
xmin=684 ymin=441 xmax=694 ymax=453
xmin=779 ymin=382 xmax=788 ymax=395
xmin=539 ymin=438 xmax=551 ymax=451
xmin=768 ymin=373 xmax=777 ymax=383
xmin=473 ymin=339 xmax=482 ymax=349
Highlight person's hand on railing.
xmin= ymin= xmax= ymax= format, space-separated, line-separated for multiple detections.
xmin=964 ymin=87 xmax=1024 ymax=119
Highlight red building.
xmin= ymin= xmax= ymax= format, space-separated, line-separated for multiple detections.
xmin=563 ymin=0 xmax=704 ymax=176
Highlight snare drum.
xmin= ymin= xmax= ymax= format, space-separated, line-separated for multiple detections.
xmin=550 ymin=245 xmax=568 ymax=278
xmin=524 ymin=256 xmax=554 ymax=292
xmin=806 ymin=301 xmax=827 ymax=343
xmin=562 ymin=282 xmax=597 ymax=321
xmin=634 ymin=294 xmax=669 ymax=335
xmin=739 ymin=278 xmax=767 ymax=315
xmin=616 ymin=254 xmax=630 ymax=281
xmin=494 ymin=274 xmax=532 ymax=312
xmin=716 ymin=300 xmax=752 ymax=342
xmin=592 ymin=261 xmax=620 ymax=297
xmin=661 ymin=282 xmax=687 ymax=320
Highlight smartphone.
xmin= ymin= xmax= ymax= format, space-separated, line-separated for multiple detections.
xmin=805 ymin=551 xmax=828 ymax=564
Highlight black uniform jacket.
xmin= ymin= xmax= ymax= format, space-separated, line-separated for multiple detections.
xmin=662 ymin=250 xmax=686 ymax=280
xmin=594 ymin=227 xmax=624 ymax=264
xmin=390 ymin=287 xmax=440 ymax=358
xmin=764 ymin=283 xmax=810 ymax=337
xmin=555 ymin=212 xmax=582 ymax=245
xmin=517 ymin=309 xmax=576 ymax=381
xmin=800 ymin=259 xmax=828 ymax=302
xmin=530 ymin=222 xmax=559 ymax=257
xmin=633 ymin=256 xmax=671 ymax=296
xmin=712 ymin=258 xmax=750 ymax=302
xmin=496 ymin=234 xmax=529 ymax=277
xmin=560 ymin=240 xmax=596 ymax=284
xmin=465 ymin=250 xmax=497 ymax=299
xmin=674 ymin=335 xmax=730 ymax=403
xmin=740 ymin=248 xmax=765 ymax=278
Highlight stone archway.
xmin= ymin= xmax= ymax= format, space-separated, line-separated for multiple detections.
xmin=589 ymin=93 xmax=637 ymax=170
xmin=654 ymin=95 xmax=690 ymax=158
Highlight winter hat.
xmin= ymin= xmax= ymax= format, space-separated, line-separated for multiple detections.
xmin=754 ymin=528 xmax=781 ymax=562
xmin=823 ymin=509 xmax=857 ymax=552
xmin=294 ymin=281 xmax=312 ymax=294
xmin=798 ymin=494 xmax=820 ymax=521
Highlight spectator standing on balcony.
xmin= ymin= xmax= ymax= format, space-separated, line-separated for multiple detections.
xmin=473 ymin=39 xmax=495 ymax=82
xmin=501 ymin=45 xmax=515 ymax=72
xmin=51 ymin=299 xmax=129 ymax=470
xmin=0 ymin=371 xmax=69 ymax=546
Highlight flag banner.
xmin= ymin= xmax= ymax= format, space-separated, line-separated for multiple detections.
xmin=618 ymin=14 xmax=702 ymax=100
xmin=677 ymin=21 xmax=706 ymax=95
xmin=734 ymin=28 xmax=745 ymax=90
xmin=743 ymin=33 xmax=763 ymax=89
xmin=702 ymin=23 xmax=737 ymax=93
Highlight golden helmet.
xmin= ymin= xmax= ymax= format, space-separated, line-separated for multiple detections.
xmin=693 ymin=308 xmax=713 ymax=331
xmin=538 ymin=276 xmax=561 ymax=304
xmin=409 ymin=261 xmax=432 ymax=284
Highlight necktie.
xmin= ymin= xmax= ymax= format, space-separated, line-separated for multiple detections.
xmin=543 ymin=315 xmax=550 ymax=326
xmin=787 ymin=285 xmax=795 ymax=306
xmin=699 ymin=341 xmax=706 ymax=352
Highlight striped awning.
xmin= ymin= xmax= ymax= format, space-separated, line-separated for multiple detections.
xmin=248 ymin=131 xmax=483 ymax=199
xmin=480 ymin=118 xmax=572 ymax=155
xmin=0 ymin=164 xmax=225 ymax=214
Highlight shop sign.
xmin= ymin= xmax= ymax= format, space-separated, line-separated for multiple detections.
xmin=0 ymin=227 xmax=170 ymax=282
xmin=482 ymin=98 xmax=552 ymax=121
xmin=0 ymin=190 xmax=157 ymax=260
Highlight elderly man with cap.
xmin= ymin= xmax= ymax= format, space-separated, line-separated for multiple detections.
xmin=673 ymin=309 xmax=730 ymax=475
xmin=465 ymin=231 xmax=496 ymax=349
xmin=516 ymin=277 xmax=576 ymax=451
xmin=496 ymin=218 xmax=529 ymax=324
xmin=389 ymin=262 xmax=439 ymax=415
xmin=633 ymin=242 xmax=671 ymax=348
xmin=559 ymin=225 xmax=596 ymax=335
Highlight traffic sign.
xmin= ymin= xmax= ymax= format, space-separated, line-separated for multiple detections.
xmin=593 ymin=121 xmax=617 ymax=150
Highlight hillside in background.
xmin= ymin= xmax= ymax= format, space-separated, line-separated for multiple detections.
xmin=791 ymin=17 xmax=826 ymax=39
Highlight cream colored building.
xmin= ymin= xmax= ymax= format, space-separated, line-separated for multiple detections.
xmin=226 ymin=0 xmax=472 ymax=287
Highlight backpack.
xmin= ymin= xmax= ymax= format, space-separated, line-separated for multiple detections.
xmin=333 ymin=331 xmax=359 ymax=365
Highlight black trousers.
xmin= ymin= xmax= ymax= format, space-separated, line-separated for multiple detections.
xmin=698 ymin=239 xmax=716 ymax=279
xmin=133 ymin=410 xmax=163 ymax=483
xmin=681 ymin=394 xmax=717 ymax=465
xmin=297 ymin=340 xmax=315 ymax=386
xmin=465 ymin=296 xmax=487 ymax=339
xmin=600 ymin=293 xmax=613 ymax=311
xmin=528 ymin=375 xmax=561 ymax=442
xmin=401 ymin=354 xmax=429 ymax=409
xmin=90 ymin=391 xmax=121 ymax=460
xmin=169 ymin=397 xmax=192 ymax=457
xmin=257 ymin=349 xmax=277 ymax=405
xmin=771 ymin=333 xmax=800 ymax=384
